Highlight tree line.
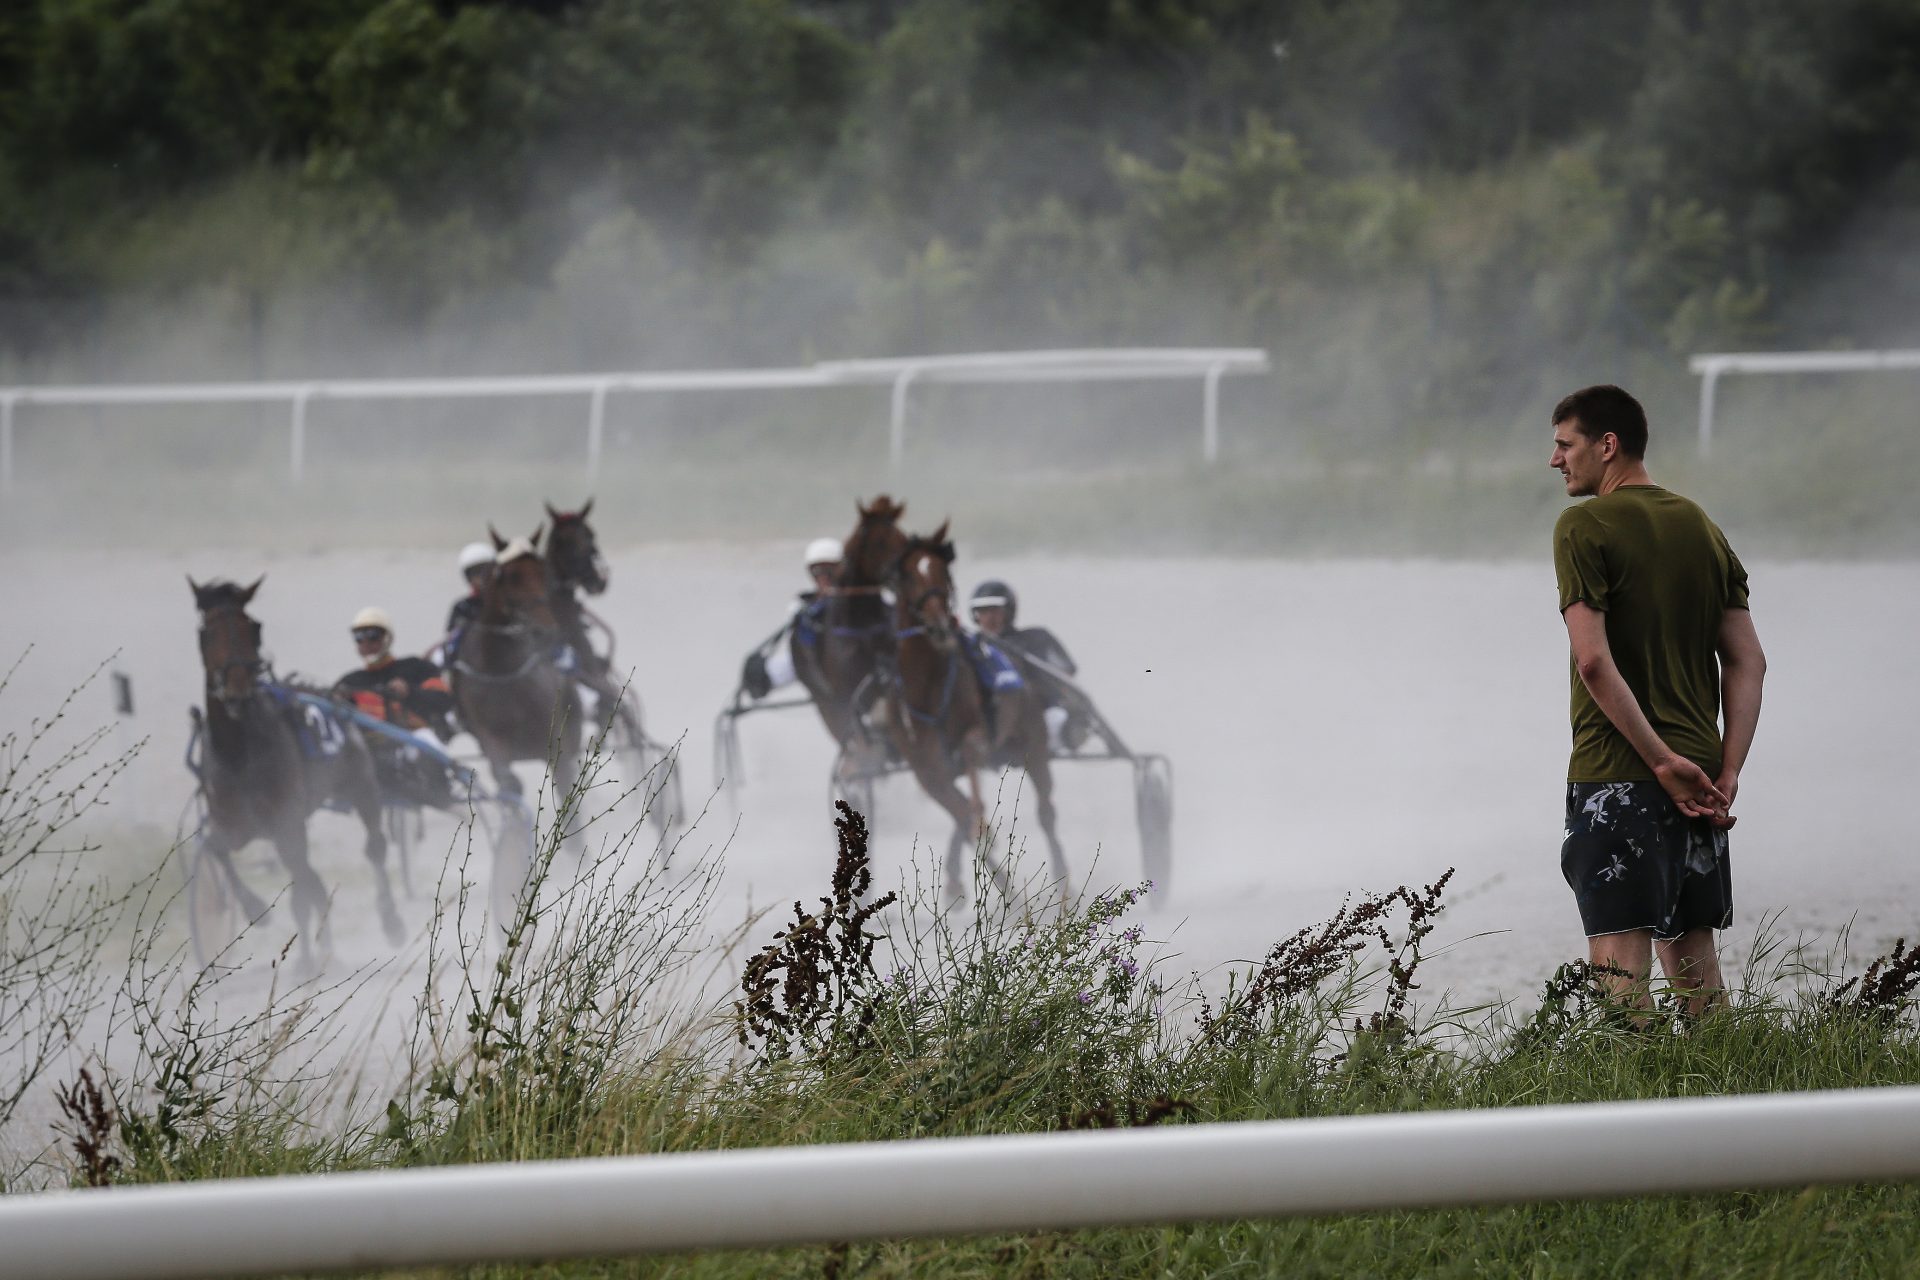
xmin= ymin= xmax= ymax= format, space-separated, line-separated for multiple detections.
xmin=2 ymin=0 xmax=1916 ymax=429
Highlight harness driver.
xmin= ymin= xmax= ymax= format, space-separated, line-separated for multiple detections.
xmin=968 ymin=579 xmax=1086 ymax=752
xmin=335 ymin=606 xmax=458 ymax=806
xmin=741 ymin=536 xmax=844 ymax=699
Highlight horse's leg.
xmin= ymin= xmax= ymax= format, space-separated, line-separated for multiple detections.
xmin=201 ymin=824 xmax=272 ymax=924
xmin=273 ymin=819 xmax=332 ymax=965
xmin=1021 ymin=736 xmax=1069 ymax=891
xmin=904 ymin=740 xmax=982 ymax=905
xmin=345 ymin=755 xmax=405 ymax=947
xmin=477 ymin=729 xmax=523 ymax=799
xmin=958 ymin=727 xmax=1016 ymax=897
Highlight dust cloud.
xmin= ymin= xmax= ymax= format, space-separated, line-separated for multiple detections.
xmin=2 ymin=542 xmax=1912 ymax=1020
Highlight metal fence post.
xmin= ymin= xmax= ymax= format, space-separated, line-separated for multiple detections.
xmin=0 ymin=394 xmax=15 ymax=496
xmin=587 ymin=382 xmax=610 ymax=474
xmin=889 ymin=368 xmax=917 ymax=473
xmin=1696 ymin=363 xmax=1721 ymax=459
xmin=289 ymin=389 xmax=312 ymax=485
xmin=1203 ymin=362 xmax=1227 ymax=463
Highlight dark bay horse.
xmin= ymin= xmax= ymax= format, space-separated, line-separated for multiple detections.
xmin=190 ymin=577 xmax=404 ymax=953
xmin=884 ymin=529 xmax=1068 ymax=896
xmin=544 ymin=498 xmax=640 ymax=733
xmin=544 ymin=497 xmax=611 ymax=645
xmin=450 ymin=532 xmax=583 ymax=816
xmin=793 ymin=495 xmax=908 ymax=774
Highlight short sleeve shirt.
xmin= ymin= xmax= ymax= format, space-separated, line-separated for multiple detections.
xmin=1553 ymin=486 xmax=1749 ymax=781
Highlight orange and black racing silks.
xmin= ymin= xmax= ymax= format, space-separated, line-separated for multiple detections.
xmin=336 ymin=655 xmax=454 ymax=730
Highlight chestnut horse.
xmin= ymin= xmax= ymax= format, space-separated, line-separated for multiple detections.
xmin=449 ymin=531 xmax=584 ymax=817
xmin=190 ymin=577 xmax=404 ymax=953
xmin=793 ymin=495 xmax=908 ymax=775
xmin=885 ymin=528 xmax=1068 ymax=896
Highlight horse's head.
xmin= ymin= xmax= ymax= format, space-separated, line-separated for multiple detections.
xmin=190 ymin=576 xmax=266 ymax=706
xmin=544 ymin=498 xmax=609 ymax=596
xmin=842 ymin=494 xmax=909 ymax=589
xmin=895 ymin=522 xmax=958 ymax=645
xmin=481 ymin=538 xmax=561 ymax=631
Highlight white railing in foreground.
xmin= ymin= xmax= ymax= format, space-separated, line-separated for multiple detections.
xmin=0 ymin=347 xmax=1270 ymax=493
xmin=4 ymin=1086 xmax=1919 ymax=1280
xmin=1689 ymin=349 xmax=1920 ymax=457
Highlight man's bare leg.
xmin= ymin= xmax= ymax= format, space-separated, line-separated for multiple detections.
xmin=1655 ymin=927 xmax=1726 ymax=1016
xmin=1588 ymin=928 xmax=1656 ymax=1009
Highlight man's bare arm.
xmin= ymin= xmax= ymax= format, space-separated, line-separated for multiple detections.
xmin=1714 ymin=608 xmax=1766 ymax=807
xmin=1563 ymin=602 xmax=1727 ymax=819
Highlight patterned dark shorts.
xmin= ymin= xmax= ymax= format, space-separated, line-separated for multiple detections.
xmin=1561 ymin=781 xmax=1733 ymax=940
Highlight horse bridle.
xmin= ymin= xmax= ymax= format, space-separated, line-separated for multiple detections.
xmin=549 ymin=519 xmax=609 ymax=595
xmin=891 ymin=539 xmax=957 ymax=640
xmin=199 ymin=604 xmax=267 ymax=705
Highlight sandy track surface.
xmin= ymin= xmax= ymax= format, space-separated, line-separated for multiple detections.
xmin=3 ymin=545 xmax=1914 ymax=1020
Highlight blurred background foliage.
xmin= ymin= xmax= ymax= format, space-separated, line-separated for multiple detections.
xmin=1 ymin=0 xmax=1918 ymax=438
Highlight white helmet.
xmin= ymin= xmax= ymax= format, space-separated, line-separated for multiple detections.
xmin=351 ymin=606 xmax=394 ymax=635
xmin=458 ymin=542 xmax=494 ymax=573
xmin=805 ymin=537 xmax=843 ymax=569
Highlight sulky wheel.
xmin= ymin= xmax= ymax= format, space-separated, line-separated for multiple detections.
xmin=1133 ymin=755 xmax=1174 ymax=901
xmin=182 ymin=837 xmax=241 ymax=968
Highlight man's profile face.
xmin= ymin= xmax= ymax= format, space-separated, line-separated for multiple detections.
xmin=973 ymin=604 xmax=1007 ymax=636
xmin=1550 ymin=419 xmax=1610 ymax=497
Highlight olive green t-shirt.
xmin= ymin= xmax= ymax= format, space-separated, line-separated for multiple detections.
xmin=1553 ymin=485 xmax=1750 ymax=782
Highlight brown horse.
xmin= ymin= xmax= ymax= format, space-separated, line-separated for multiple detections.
xmin=793 ymin=495 xmax=908 ymax=776
xmin=450 ymin=531 xmax=584 ymax=818
xmin=189 ymin=577 xmax=404 ymax=954
xmin=884 ymin=528 xmax=1068 ymax=897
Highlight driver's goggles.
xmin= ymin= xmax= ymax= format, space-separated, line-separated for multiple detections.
xmin=352 ymin=627 xmax=389 ymax=643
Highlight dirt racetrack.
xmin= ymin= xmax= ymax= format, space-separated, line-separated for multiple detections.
xmin=2 ymin=545 xmax=1914 ymax=1017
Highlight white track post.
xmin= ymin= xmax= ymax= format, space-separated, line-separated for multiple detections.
xmin=289 ymin=389 xmax=312 ymax=486
xmin=1697 ymin=363 xmax=1721 ymax=459
xmin=888 ymin=367 xmax=918 ymax=473
xmin=0 ymin=394 xmax=15 ymax=495
xmin=1203 ymin=361 xmax=1227 ymax=463
xmin=587 ymin=381 xmax=610 ymax=475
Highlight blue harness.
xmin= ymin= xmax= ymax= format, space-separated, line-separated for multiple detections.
xmin=964 ymin=634 xmax=1025 ymax=693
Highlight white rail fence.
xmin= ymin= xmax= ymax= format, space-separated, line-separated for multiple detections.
xmin=3 ymin=1086 xmax=1919 ymax=1280
xmin=0 ymin=348 xmax=1269 ymax=493
xmin=1689 ymin=348 xmax=1920 ymax=456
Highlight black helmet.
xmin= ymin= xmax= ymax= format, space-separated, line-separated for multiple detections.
xmin=969 ymin=579 xmax=1017 ymax=626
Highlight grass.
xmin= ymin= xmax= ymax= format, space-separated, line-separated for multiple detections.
xmin=6 ymin=678 xmax=1920 ymax=1278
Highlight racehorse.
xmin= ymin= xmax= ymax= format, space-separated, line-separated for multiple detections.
xmin=189 ymin=577 xmax=404 ymax=955
xmin=793 ymin=495 xmax=908 ymax=775
xmin=885 ymin=528 xmax=1068 ymax=897
xmin=450 ymin=530 xmax=584 ymax=818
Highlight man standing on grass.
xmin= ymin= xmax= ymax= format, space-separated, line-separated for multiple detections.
xmin=1549 ymin=385 xmax=1767 ymax=1014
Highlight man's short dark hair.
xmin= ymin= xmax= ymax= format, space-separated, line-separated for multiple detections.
xmin=1552 ymin=385 xmax=1648 ymax=459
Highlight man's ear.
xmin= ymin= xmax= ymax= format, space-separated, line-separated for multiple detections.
xmin=1600 ymin=432 xmax=1620 ymax=461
